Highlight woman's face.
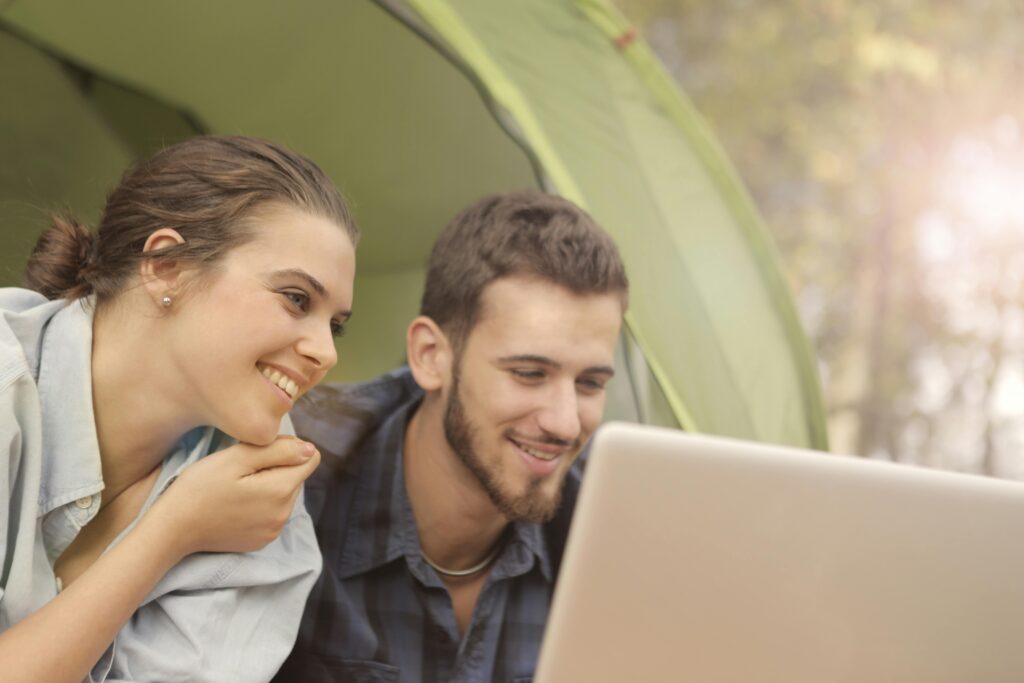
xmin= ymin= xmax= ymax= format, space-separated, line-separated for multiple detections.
xmin=165 ymin=204 xmax=356 ymax=445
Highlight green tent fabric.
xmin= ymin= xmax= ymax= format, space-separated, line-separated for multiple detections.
xmin=0 ymin=0 xmax=828 ymax=449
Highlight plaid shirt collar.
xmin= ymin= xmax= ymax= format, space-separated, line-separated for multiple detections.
xmin=328 ymin=368 xmax=553 ymax=583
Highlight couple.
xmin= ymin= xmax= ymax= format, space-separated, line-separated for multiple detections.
xmin=0 ymin=135 xmax=628 ymax=682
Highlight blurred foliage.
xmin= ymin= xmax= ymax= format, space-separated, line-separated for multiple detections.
xmin=615 ymin=0 xmax=1024 ymax=476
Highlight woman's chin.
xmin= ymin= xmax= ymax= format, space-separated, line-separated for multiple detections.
xmin=225 ymin=418 xmax=282 ymax=447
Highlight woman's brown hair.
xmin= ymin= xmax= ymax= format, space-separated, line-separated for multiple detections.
xmin=24 ymin=135 xmax=358 ymax=302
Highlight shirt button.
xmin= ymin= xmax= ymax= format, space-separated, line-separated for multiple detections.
xmin=74 ymin=495 xmax=93 ymax=509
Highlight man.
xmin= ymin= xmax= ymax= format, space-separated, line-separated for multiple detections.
xmin=275 ymin=190 xmax=628 ymax=682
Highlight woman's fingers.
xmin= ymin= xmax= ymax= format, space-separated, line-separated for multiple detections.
xmin=246 ymin=448 xmax=320 ymax=527
xmin=239 ymin=437 xmax=318 ymax=474
xmin=283 ymin=448 xmax=321 ymax=507
xmin=148 ymin=436 xmax=321 ymax=557
xmin=249 ymin=443 xmax=321 ymax=485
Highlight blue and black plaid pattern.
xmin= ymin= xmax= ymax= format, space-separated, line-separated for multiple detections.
xmin=274 ymin=368 xmax=579 ymax=683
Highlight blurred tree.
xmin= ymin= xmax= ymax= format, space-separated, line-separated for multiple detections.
xmin=615 ymin=0 xmax=1024 ymax=476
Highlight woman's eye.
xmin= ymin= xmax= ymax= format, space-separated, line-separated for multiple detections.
xmin=282 ymin=290 xmax=309 ymax=311
xmin=330 ymin=320 xmax=347 ymax=338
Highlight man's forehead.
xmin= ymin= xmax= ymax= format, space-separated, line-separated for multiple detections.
xmin=465 ymin=276 xmax=623 ymax=366
xmin=475 ymin=275 xmax=625 ymax=321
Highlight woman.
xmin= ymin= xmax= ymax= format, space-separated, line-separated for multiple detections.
xmin=0 ymin=136 xmax=358 ymax=681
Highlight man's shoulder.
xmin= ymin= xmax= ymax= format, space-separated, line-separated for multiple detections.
xmin=292 ymin=366 xmax=420 ymax=473
xmin=294 ymin=369 xmax=420 ymax=550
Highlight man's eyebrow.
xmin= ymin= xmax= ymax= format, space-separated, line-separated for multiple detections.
xmin=497 ymin=354 xmax=615 ymax=377
xmin=498 ymin=354 xmax=558 ymax=367
xmin=267 ymin=268 xmax=352 ymax=319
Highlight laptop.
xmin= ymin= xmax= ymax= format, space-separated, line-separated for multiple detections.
xmin=535 ymin=422 xmax=1024 ymax=682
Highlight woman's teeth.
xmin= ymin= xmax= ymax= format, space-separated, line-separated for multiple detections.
xmin=259 ymin=366 xmax=298 ymax=398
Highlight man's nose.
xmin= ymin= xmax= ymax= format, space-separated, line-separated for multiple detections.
xmin=536 ymin=380 xmax=582 ymax=443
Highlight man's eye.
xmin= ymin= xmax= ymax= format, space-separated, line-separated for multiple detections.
xmin=512 ymin=369 xmax=544 ymax=381
xmin=282 ymin=290 xmax=309 ymax=311
xmin=577 ymin=377 xmax=607 ymax=393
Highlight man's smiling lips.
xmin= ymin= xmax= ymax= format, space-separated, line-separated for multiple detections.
xmin=509 ymin=437 xmax=561 ymax=461
xmin=508 ymin=436 xmax=566 ymax=477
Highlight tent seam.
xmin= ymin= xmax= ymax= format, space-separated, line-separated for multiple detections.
xmin=598 ymin=46 xmax=760 ymax=439
xmin=403 ymin=0 xmax=702 ymax=433
xmin=575 ymin=0 xmax=829 ymax=449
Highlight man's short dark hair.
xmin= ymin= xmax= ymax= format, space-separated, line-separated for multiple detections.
xmin=420 ymin=190 xmax=629 ymax=350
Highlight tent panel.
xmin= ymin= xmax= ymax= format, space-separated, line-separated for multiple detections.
xmin=1 ymin=0 xmax=540 ymax=382
xmin=1 ymin=0 xmax=538 ymax=276
xmin=1 ymin=0 xmax=828 ymax=444
xmin=579 ymin=0 xmax=829 ymax=448
xmin=0 ymin=32 xmax=134 ymax=285
xmin=604 ymin=328 xmax=681 ymax=428
xmin=343 ymin=267 xmax=424 ymax=380
xmin=415 ymin=0 xmax=822 ymax=446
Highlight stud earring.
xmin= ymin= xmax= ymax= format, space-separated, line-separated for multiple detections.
xmin=161 ymin=295 xmax=173 ymax=308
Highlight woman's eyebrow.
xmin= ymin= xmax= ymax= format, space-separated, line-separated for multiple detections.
xmin=266 ymin=268 xmax=327 ymax=297
xmin=265 ymin=268 xmax=353 ymax=320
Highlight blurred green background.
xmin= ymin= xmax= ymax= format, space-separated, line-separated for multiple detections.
xmin=5 ymin=0 xmax=1023 ymax=474
xmin=616 ymin=0 xmax=1024 ymax=476
xmin=0 ymin=0 xmax=832 ymax=450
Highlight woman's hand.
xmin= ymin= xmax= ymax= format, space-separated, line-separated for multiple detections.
xmin=0 ymin=436 xmax=320 ymax=683
xmin=146 ymin=436 xmax=322 ymax=559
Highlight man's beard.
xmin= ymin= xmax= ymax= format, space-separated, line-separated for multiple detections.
xmin=443 ymin=367 xmax=566 ymax=523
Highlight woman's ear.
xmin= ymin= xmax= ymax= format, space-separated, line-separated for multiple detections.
xmin=406 ymin=316 xmax=453 ymax=393
xmin=140 ymin=228 xmax=187 ymax=306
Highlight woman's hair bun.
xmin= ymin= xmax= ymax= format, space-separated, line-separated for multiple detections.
xmin=24 ymin=214 xmax=96 ymax=300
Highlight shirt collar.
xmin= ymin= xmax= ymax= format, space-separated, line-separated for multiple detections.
xmin=507 ymin=513 xmax=552 ymax=581
xmin=36 ymin=298 xmax=104 ymax=515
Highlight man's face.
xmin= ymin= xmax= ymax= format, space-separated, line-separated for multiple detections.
xmin=442 ymin=275 xmax=623 ymax=522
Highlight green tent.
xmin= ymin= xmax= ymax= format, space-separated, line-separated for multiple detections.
xmin=0 ymin=0 xmax=828 ymax=449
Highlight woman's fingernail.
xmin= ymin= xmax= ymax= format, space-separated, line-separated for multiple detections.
xmin=301 ymin=441 xmax=316 ymax=458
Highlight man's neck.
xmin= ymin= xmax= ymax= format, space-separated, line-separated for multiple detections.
xmin=403 ymin=398 xmax=509 ymax=571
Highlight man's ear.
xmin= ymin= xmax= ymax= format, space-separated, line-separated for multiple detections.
xmin=406 ymin=316 xmax=453 ymax=392
xmin=140 ymin=228 xmax=187 ymax=306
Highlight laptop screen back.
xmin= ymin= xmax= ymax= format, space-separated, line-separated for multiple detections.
xmin=535 ymin=422 xmax=1024 ymax=682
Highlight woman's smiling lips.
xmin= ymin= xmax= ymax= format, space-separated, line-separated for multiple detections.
xmin=257 ymin=363 xmax=306 ymax=402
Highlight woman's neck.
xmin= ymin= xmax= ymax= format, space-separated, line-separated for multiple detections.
xmin=90 ymin=298 xmax=196 ymax=503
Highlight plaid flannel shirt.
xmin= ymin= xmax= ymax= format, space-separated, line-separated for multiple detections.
xmin=274 ymin=367 xmax=581 ymax=683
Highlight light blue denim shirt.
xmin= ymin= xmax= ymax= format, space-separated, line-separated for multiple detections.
xmin=0 ymin=288 xmax=322 ymax=682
